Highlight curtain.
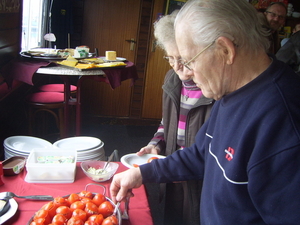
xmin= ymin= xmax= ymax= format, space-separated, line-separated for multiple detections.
xmin=40 ymin=0 xmax=74 ymax=49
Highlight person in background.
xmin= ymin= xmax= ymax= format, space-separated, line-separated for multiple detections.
xmin=280 ymin=23 xmax=300 ymax=46
xmin=293 ymin=23 xmax=300 ymax=33
xmin=137 ymin=10 xmax=213 ymax=225
xmin=276 ymin=23 xmax=300 ymax=75
xmin=264 ymin=2 xmax=287 ymax=53
xmin=110 ymin=0 xmax=300 ymax=224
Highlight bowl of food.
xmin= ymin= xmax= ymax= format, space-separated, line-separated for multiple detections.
xmin=28 ymin=184 xmax=121 ymax=225
xmin=2 ymin=156 xmax=26 ymax=176
xmin=81 ymin=160 xmax=119 ymax=182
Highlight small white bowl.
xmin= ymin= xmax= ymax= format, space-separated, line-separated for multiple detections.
xmin=81 ymin=160 xmax=119 ymax=182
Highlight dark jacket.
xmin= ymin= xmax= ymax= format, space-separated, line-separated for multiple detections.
xmin=276 ymin=31 xmax=300 ymax=75
xmin=153 ymin=69 xmax=214 ymax=156
xmin=150 ymin=69 xmax=214 ymax=225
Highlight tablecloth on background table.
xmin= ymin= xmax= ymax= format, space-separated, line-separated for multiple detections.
xmin=0 ymin=57 xmax=138 ymax=89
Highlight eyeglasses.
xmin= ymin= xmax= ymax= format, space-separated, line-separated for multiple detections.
xmin=182 ymin=41 xmax=215 ymax=71
xmin=163 ymin=56 xmax=183 ymax=67
xmin=265 ymin=11 xmax=286 ymax=20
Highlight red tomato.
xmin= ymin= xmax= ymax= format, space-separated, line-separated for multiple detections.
xmin=67 ymin=193 xmax=81 ymax=205
xmin=30 ymin=217 xmax=48 ymax=225
xmin=70 ymin=201 xmax=85 ymax=212
xmin=78 ymin=190 xmax=93 ymax=199
xmin=42 ymin=201 xmax=57 ymax=218
xmin=52 ymin=214 xmax=67 ymax=225
xmin=92 ymin=193 xmax=106 ymax=206
xmin=133 ymin=164 xmax=139 ymax=168
xmin=83 ymin=221 xmax=91 ymax=225
xmin=85 ymin=202 xmax=99 ymax=217
xmin=53 ymin=196 xmax=69 ymax=207
xmin=101 ymin=215 xmax=118 ymax=225
xmin=81 ymin=197 xmax=93 ymax=206
xmin=67 ymin=217 xmax=85 ymax=225
xmin=72 ymin=208 xmax=87 ymax=221
xmin=147 ymin=156 xmax=159 ymax=163
xmin=98 ymin=201 xmax=114 ymax=218
xmin=88 ymin=214 xmax=104 ymax=224
xmin=56 ymin=205 xmax=72 ymax=219
xmin=33 ymin=209 xmax=51 ymax=224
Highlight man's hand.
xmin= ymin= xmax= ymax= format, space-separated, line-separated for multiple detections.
xmin=110 ymin=167 xmax=143 ymax=203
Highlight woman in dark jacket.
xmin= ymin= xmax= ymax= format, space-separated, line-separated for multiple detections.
xmin=137 ymin=11 xmax=214 ymax=225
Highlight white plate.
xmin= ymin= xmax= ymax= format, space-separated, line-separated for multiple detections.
xmin=99 ymin=57 xmax=127 ymax=62
xmin=4 ymin=136 xmax=52 ymax=153
xmin=121 ymin=153 xmax=166 ymax=169
xmin=53 ymin=136 xmax=102 ymax=151
xmin=0 ymin=198 xmax=18 ymax=224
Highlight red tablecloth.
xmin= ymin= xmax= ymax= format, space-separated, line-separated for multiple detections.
xmin=0 ymin=163 xmax=153 ymax=225
xmin=0 ymin=57 xmax=138 ymax=89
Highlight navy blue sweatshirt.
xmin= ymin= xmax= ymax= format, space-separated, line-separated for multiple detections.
xmin=141 ymin=58 xmax=300 ymax=224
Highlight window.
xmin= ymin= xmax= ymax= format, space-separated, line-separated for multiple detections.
xmin=21 ymin=0 xmax=49 ymax=51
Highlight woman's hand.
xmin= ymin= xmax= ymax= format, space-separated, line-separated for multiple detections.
xmin=110 ymin=168 xmax=143 ymax=203
xmin=136 ymin=145 xmax=160 ymax=156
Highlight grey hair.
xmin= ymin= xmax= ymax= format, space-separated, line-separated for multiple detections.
xmin=154 ymin=10 xmax=179 ymax=51
xmin=175 ymin=0 xmax=270 ymax=54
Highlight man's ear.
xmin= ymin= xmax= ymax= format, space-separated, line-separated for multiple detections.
xmin=215 ymin=36 xmax=236 ymax=65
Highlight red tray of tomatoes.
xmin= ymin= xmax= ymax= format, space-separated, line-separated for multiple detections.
xmin=27 ymin=183 xmax=121 ymax=225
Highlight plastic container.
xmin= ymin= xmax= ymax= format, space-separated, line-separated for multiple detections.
xmin=2 ymin=156 xmax=26 ymax=176
xmin=25 ymin=148 xmax=77 ymax=183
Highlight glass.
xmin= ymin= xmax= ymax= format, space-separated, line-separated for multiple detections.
xmin=265 ymin=11 xmax=286 ymax=20
xmin=163 ymin=56 xmax=183 ymax=67
xmin=182 ymin=41 xmax=215 ymax=70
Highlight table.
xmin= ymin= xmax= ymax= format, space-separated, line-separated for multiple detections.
xmin=0 ymin=57 xmax=138 ymax=137
xmin=0 ymin=162 xmax=153 ymax=225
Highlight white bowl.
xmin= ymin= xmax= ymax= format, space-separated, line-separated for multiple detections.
xmin=81 ymin=160 xmax=119 ymax=182
xmin=292 ymin=12 xmax=300 ymax=18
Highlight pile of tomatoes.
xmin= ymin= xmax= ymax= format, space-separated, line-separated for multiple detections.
xmin=29 ymin=190 xmax=119 ymax=225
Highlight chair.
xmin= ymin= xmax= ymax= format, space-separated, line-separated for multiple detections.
xmin=26 ymin=92 xmax=66 ymax=139
xmin=38 ymin=84 xmax=77 ymax=97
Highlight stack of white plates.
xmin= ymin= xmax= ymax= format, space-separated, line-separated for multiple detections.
xmin=53 ymin=136 xmax=105 ymax=162
xmin=4 ymin=136 xmax=52 ymax=159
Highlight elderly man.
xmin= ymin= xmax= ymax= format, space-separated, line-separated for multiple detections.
xmin=264 ymin=2 xmax=287 ymax=53
xmin=110 ymin=0 xmax=300 ymax=224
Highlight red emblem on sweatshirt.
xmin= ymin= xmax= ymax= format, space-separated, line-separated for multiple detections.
xmin=225 ymin=147 xmax=235 ymax=161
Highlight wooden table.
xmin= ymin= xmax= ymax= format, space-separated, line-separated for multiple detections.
xmin=0 ymin=162 xmax=153 ymax=225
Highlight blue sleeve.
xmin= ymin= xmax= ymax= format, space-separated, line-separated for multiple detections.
xmin=140 ymin=124 xmax=207 ymax=183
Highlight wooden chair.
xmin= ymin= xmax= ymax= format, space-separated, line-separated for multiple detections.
xmin=26 ymin=92 xmax=66 ymax=139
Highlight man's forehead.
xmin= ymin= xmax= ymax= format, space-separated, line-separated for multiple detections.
xmin=269 ymin=4 xmax=286 ymax=15
xmin=175 ymin=29 xmax=189 ymax=51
